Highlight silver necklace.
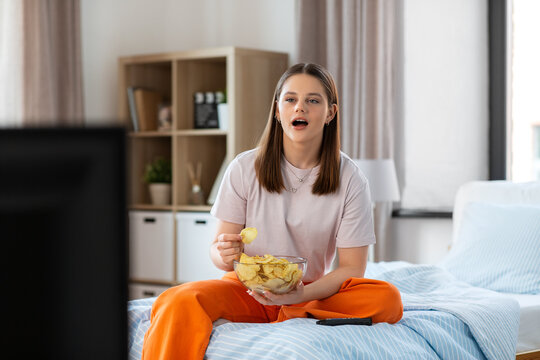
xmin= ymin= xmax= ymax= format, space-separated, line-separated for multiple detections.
xmin=285 ymin=166 xmax=313 ymax=193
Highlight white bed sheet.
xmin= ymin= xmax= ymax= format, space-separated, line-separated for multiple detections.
xmin=504 ymin=293 xmax=540 ymax=353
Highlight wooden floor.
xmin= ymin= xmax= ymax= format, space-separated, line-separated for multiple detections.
xmin=516 ymin=349 xmax=540 ymax=360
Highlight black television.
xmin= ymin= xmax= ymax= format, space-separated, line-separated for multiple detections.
xmin=0 ymin=127 xmax=127 ymax=359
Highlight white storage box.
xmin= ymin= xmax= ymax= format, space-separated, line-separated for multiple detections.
xmin=129 ymin=211 xmax=174 ymax=282
xmin=129 ymin=283 xmax=171 ymax=300
xmin=176 ymin=212 xmax=225 ymax=282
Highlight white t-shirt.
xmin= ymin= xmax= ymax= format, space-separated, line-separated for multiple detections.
xmin=211 ymin=149 xmax=375 ymax=282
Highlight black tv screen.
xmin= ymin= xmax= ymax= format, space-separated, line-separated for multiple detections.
xmin=0 ymin=127 xmax=127 ymax=359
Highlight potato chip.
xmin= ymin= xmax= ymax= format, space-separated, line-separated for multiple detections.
xmin=291 ymin=269 xmax=302 ymax=283
xmin=262 ymin=264 xmax=275 ymax=276
xmin=236 ymin=263 xmax=259 ymax=281
xmin=239 ymin=253 xmax=256 ymax=264
xmin=272 ymin=265 xmax=285 ymax=277
xmin=264 ymin=278 xmax=286 ymax=289
xmin=240 ymin=227 xmax=258 ymax=244
xmin=257 ymin=254 xmax=275 ymax=264
xmin=281 ymin=264 xmax=297 ymax=281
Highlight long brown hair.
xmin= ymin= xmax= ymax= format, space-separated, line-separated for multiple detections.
xmin=254 ymin=63 xmax=341 ymax=195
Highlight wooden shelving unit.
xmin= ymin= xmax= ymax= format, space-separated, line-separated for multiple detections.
xmin=118 ymin=46 xmax=288 ymax=211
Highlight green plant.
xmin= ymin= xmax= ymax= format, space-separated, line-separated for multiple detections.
xmin=143 ymin=157 xmax=172 ymax=184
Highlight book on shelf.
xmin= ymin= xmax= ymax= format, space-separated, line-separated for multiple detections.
xmin=134 ymin=88 xmax=163 ymax=132
xmin=127 ymin=87 xmax=139 ymax=131
xmin=126 ymin=87 xmax=164 ymax=132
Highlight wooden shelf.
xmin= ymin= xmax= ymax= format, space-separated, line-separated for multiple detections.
xmin=129 ymin=204 xmax=175 ymax=211
xmin=120 ymin=46 xmax=288 ymax=210
xmin=175 ymin=204 xmax=213 ymax=212
xmin=128 ymin=129 xmax=227 ymax=137
xmin=176 ymin=129 xmax=227 ymax=136
xmin=128 ymin=131 xmax=173 ymax=138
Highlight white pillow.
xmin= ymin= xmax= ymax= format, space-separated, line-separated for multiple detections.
xmin=439 ymin=202 xmax=540 ymax=294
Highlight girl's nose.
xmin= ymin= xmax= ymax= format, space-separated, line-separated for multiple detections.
xmin=295 ymin=101 xmax=305 ymax=112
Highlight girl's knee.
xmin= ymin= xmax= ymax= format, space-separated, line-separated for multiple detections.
xmin=378 ymin=281 xmax=403 ymax=323
xmin=151 ymin=281 xmax=210 ymax=317
xmin=383 ymin=281 xmax=401 ymax=303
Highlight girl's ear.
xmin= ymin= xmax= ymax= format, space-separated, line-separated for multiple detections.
xmin=275 ymin=100 xmax=281 ymax=121
xmin=326 ymin=103 xmax=337 ymax=122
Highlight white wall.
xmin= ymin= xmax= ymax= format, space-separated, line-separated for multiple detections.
xmin=81 ymin=0 xmax=296 ymax=122
xmin=389 ymin=218 xmax=453 ymax=264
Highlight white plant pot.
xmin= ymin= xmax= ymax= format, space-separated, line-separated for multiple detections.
xmin=149 ymin=183 xmax=172 ymax=205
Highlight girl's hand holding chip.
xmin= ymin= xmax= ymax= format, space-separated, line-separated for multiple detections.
xmin=215 ymin=233 xmax=244 ymax=268
xmin=248 ymin=281 xmax=305 ymax=306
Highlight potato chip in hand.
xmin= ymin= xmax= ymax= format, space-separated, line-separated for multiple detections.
xmin=240 ymin=227 xmax=257 ymax=244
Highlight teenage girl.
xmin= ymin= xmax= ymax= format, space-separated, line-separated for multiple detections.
xmin=142 ymin=63 xmax=403 ymax=360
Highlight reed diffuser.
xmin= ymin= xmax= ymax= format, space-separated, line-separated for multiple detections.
xmin=187 ymin=161 xmax=205 ymax=205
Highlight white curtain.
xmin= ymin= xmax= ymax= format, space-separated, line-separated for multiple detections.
xmin=296 ymin=0 xmax=402 ymax=261
xmin=0 ymin=0 xmax=84 ymax=126
xmin=0 ymin=0 xmax=24 ymax=125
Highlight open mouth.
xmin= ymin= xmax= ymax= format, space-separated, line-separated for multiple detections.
xmin=292 ymin=119 xmax=308 ymax=127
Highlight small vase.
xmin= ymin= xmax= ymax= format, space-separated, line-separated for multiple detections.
xmin=189 ymin=184 xmax=205 ymax=205
xmin=217 ymin=103 xmax=228 ymax=131
xmin=149 ymin=183 xmax=172 ymax=205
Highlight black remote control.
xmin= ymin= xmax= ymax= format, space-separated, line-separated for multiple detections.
xmin=316 ymin=317 xmax=372 ymax=326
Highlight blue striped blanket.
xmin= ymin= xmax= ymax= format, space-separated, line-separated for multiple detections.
xmin=128 ymin=261 xmax=520 ymax=360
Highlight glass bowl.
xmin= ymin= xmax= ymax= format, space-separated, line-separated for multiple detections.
xmin=234 ymin=255 xmax=307 ymax=295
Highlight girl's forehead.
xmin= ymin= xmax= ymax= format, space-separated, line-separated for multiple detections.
xmin=281 ymin=74 xmax=325 ymax=95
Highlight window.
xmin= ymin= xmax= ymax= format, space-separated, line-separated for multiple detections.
xmin=509 ymin=0 xmax=540 ymax=181
xmin=491 ymin=0 xmax=540 ymax=181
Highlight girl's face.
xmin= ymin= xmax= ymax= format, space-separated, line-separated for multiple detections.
xmin=275 ymin=73 xmax=336 ymax=148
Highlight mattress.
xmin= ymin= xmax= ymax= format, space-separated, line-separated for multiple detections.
xmin=505 ymin=293 xmax=540 ymax=353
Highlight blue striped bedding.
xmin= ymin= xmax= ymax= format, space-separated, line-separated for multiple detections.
xmin=128 ymin=261 xmax=520 ymax=360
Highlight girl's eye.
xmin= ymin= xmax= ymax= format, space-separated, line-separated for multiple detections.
xmin=284 ymin=98 xmax=295 ymax=103
xmin=308 ymin=99 xmax=319 ymax=104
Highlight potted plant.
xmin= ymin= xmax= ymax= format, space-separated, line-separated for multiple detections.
xmin=143 ymin=157 xmax=172 ymax=205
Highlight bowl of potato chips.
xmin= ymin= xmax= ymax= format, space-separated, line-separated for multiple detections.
xmin=234 ymin=253 xmax=307 ymax=295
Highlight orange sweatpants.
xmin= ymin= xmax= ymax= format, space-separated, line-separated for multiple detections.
xmin=142 ymin=272 xmax=403 ymax=360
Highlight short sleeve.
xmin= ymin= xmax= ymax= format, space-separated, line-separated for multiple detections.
xmin=210 ymin=155 xmax=248 ymax=225
xmin=335 ymin=167 xmax=376 ymax=248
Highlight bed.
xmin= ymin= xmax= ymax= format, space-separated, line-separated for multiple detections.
xmin=128 ymin=180 xmax=540 ymax=360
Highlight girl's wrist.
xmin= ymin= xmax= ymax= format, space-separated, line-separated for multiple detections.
xmin=210 ymin=243 xmax=230 ymax=271
xmin=300 ymin=283 xmax=314 ymax=303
